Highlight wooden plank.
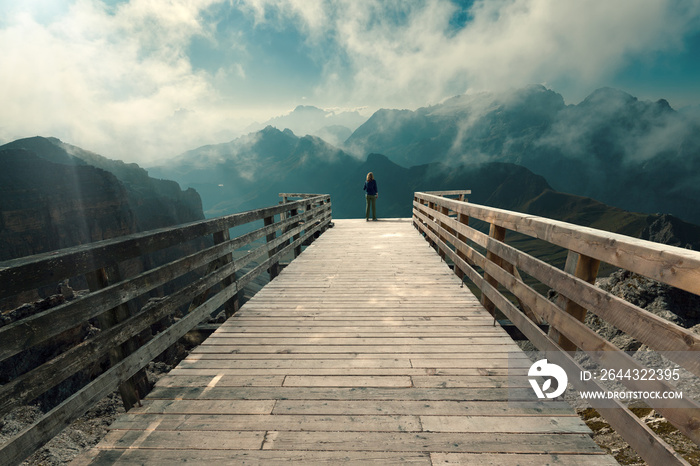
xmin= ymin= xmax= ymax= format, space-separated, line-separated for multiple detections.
xmin=206 ymin=328 xmax=507 ymax=336
xmin=215 ymin=320 xmax=496 ymax=326
xmin=0 ymin=202 xmax=328 ymax=365
xmin=548 ymin=249 xmax=581 ymax=346
xmin=486 ymin=230 xmax=700 ymax=376
xmin=0 ymin=196 xmax=329 ymax=299
xmin=260 ymin=431 xmax=601 ymax=453
xmin=190 ymin=346 xmax=523 ymax=355
xmin=207 ymin=326 xmax=505 ymax=333
xmin=465 ymin=255 xmax=691 ymax=465
xmin=85 ymin=266 xmax=147 ymax=412
xmin=264 ymin=215 xmax=281 ymax=279
xmin=232 ymin=305 xmax=488 ymax=311
xmin=73 ymin=219 xmax=611 ymax=465
xmin=282 ymin=376 xmax=412 ymax=387
xmin=132 ymin=400 xmax=275 ymax=415
xmin=431 ymin=453 xmax=618 ymax=465
xmin=552 ymin=252 xmax=600 ymax=351
xmin=416 ymin=193 xmax=700 ymax=295
xmin=168 ymin=368 xmax=522 ymax=377
xmin=419 ymin=415 xmax=591 ymax=433
xmin=200 ymin=334 xmax=517 ymax=342
xmin=411 ymin=376 xmax=526 ymax=388
xmin=185 ymin=350 xmax=528 ymax=358
xmin=154 ymin=375 xmax=285 ymax=388
xmin=75 ymin=450 xmax=432 ymax=465
xmin=272 ymin=400 xmax=577 ymax=416
xmin=279 ymin=193 xmax=328 ymax=198
xmin=458 ymin=233 xmax=700 ymax=441
xmin=421 ymin=190 xmax=472 ymax=196
xmin=182 ymin=353 xmax=524 ymax=362
xmin=422 ymin=202 xmax=700 ymax=376
xmin=0 ymin=267 xmax=243 ymax=466
xmin=0 ymin=217 xmax=332 ymax=465
xmin=99 ymin=429 xmax=265 ymax=450
xmin=108 ymin=414 xmax=423 ymax=432
xmin=232 ymin=310 xmax=491 ymax=316
xmin=481 ymin=224 xmax=506 ymax=316
xmin=145 ymin=386 xmax=539 ymax=402
xmin=419 ymin=208 xmax=700 ymax=450
xmin=409 ymin=359 xmax=531 ymax=369
xmin=175 ymin=359 xmax=415 ymax=369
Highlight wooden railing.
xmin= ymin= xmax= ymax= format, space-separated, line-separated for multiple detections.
xmin=413 ymin=191 xmax=699 ymax=466
xmin=0 ymin=194 xmax=331 ymax=465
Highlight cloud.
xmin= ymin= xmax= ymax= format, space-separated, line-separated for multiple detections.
xmin=240 ymin=0 xmax=700 ymax=107
xmin=1 ymin=0 xmax=699 ymax=165
xmin=0 ymin=0 xmax=241 ymax=163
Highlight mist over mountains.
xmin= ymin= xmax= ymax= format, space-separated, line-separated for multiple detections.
xmin=151 ymin=126 xmax=359 ymax=217
xmin=147 ymin=121 xmax=700 ymax=256
xmin=246 ymin=105 xmax=368 ymax=147
xmin=152 ymin=125 xmax=570 ymax=220
xmin=3 ymin=85 xmax=699 ymax=265
xmin=346 ymin=85 xmax=700 ymax=224
xmin=149 ymin=85 xmax=700 ymax=228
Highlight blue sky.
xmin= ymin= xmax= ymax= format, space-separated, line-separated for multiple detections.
xmin=1 ymin=0 xmax=699 ymax=163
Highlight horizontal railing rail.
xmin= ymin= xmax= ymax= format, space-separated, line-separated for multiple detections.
xmin=418 ymin=189 xmax=472 ymax=198
xmin=0 ymin=194 xmax=331 ymax=466
xmin=413 ymin=191 xmax=699 ymax=466
xmin=279 ymin=192 xmax=327 ymax=200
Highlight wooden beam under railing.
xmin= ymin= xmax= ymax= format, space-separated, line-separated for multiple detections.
xmin=0 ymin=194 xmax=332 ymax=466
xmin=413 ymin=190 xmax=700 ymax=465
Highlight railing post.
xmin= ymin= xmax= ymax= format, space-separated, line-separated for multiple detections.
xmin=186 ymin=228 xmax=236 ymax=319
xmin=264 ymin=215 xmax=280 ymax=279
xmin=213 ymin=228 xmax=238 ymax=318
xmin=427 ymin=201 xmax=437 ymax=250
xmin=451 ymin=190 xmax=472 ymax=280
xmin=85 ymin=267 xmax=148 ymax=411
xmin=304 ymin=200 xmax=313 ymax=242
xmin=454 ymin=211 xmax=470 ymax=280
xmin=412 ymin=195 xmax=419 ymax=229
xmin=437 ymin=205 xmax=450 ymax=260
xmin=290 ymin=208 xmax=301 ymax=257
xmin=480 ymin=224 xmax=506 ymax=317
xmin=548 ymin=251 xmax=600 ymax=351
xmin=317 ymin=198 xmax=325 ymax=235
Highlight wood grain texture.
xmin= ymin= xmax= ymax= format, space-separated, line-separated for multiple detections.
xmin=414 ymin=198 xmax=697 ymax=465
xmin=75 ymin=219 xmax=610 ymax=464
xmin=0 ymin=200 xmax=331 ymax=465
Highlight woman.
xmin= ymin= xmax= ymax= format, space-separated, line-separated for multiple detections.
xmin=363 ymin=172 xmax=378 ymax=221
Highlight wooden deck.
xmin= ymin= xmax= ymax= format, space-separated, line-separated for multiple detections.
xmin=75 ymin=218 xmax=616 ymax=465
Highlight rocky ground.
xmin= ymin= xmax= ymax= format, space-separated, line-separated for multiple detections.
xmin=0 ymin=362 xmax=174 ymax=465
xmin=578 ymin=406 xmax=700 ymax=466
xmin=0 ymin=271 xmax=268 ymax=465
xmin=519 ymin=269 xmax=700 ymax=465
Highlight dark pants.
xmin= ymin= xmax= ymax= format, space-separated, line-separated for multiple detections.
xmin=365 ymin=194 xmax=377 ymax=220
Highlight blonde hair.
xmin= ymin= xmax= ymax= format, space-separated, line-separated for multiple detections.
xmin=366 ymin=172 xmax=374 ymax=181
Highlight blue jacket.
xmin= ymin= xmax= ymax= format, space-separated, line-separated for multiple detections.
xmin=364 ymin=179 xmax=378 ymax=196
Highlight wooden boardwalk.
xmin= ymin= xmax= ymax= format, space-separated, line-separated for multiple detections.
xmin=76 ymin=219 xmax=615 ymax=465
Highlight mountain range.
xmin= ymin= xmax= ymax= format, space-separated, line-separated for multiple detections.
xmin=246 ymin=105 xmax=367 ymax=147
xmin=0 ymin=137 xmax=205 ymax=262
xmin=148 ymin=124 xmax=700 ymax=256
xmin=345 ymin=85 xmax=700 ymax=224
xmin=3 ymin=85 xmax=699 ymax=271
